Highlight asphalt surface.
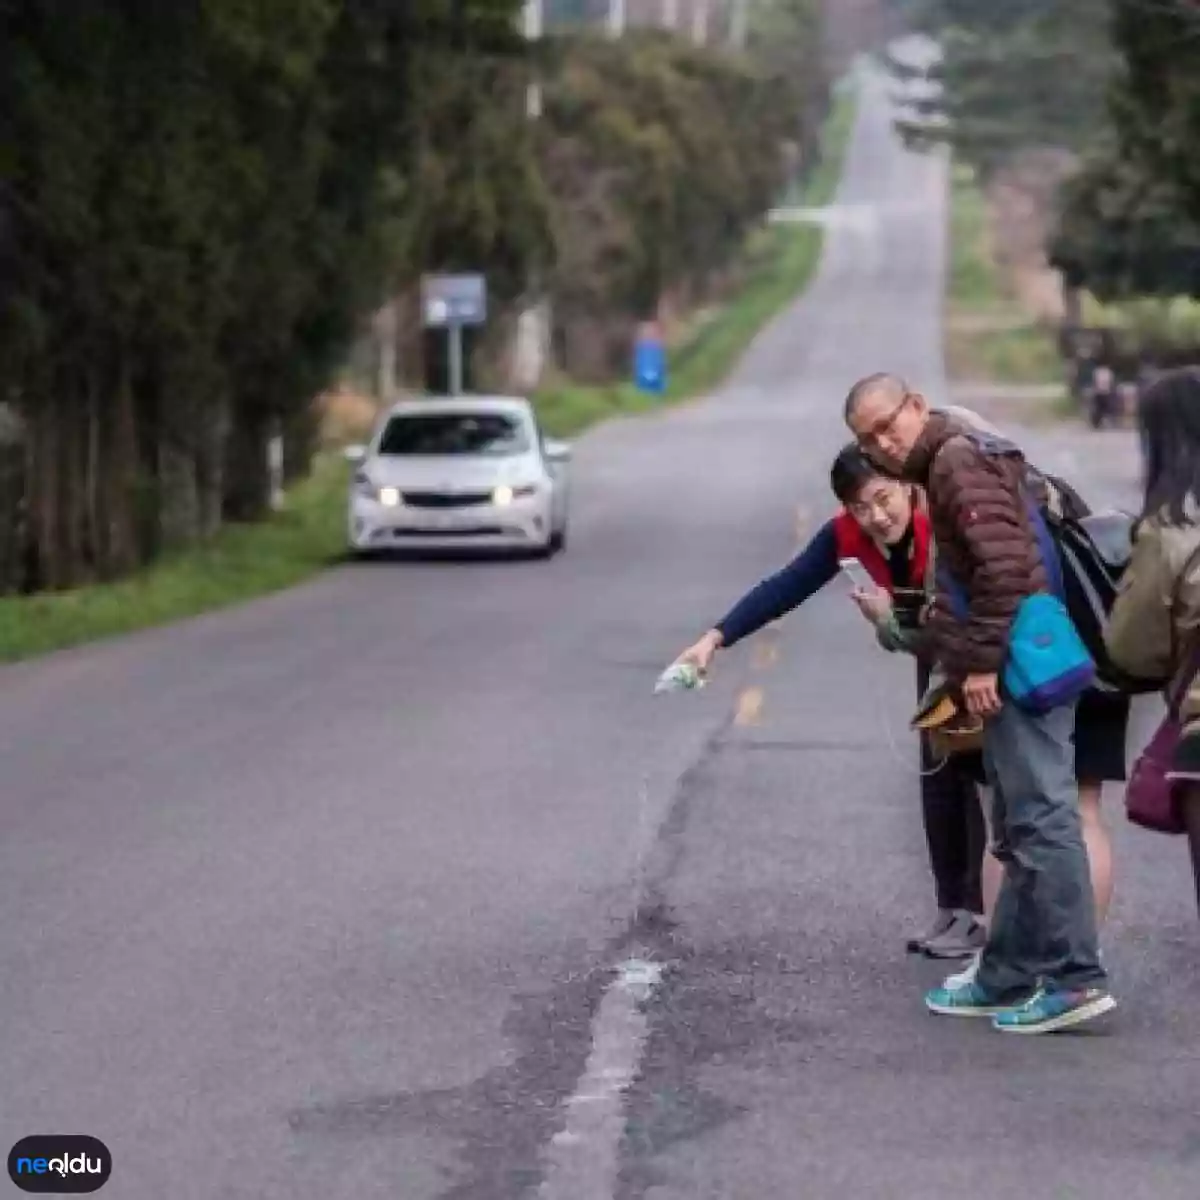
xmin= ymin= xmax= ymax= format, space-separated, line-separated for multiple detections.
xmin=3 ymin=61 xmax=1198 ymax=1200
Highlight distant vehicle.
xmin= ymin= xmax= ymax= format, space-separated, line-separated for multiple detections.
xmin=344 ymin=395 xmax=571 ymax=558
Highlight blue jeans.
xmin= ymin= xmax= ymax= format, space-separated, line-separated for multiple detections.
xmin=974 ymin=699 xmax=1107 ymax=1000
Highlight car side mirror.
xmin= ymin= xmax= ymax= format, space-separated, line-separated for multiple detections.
xmin=343 ymin=444 xmax=367 ymax=466
xmin=544 ymin=439 xmax=572 ymax=464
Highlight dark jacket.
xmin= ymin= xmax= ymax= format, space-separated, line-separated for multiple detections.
xmin=715 ymin=521 xmax=840 ymax=647
xmin=898 ymin=411 xmax=1048 ymax=679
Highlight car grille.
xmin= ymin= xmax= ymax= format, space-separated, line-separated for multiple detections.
xmin=401 ymin=490 xmax=493 ymax=509
xmin=393 ymin=526 xmax=509 ymax=538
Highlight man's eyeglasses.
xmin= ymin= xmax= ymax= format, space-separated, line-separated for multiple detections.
xmin=856 ymin=393 xmax=912 ymax=448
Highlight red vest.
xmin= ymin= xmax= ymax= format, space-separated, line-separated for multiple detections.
xmin=832 ymin=507 xmax=931 ymax=595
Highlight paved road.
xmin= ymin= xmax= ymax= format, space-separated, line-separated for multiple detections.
xmin=3 ymin=62 xmax=1197 ymax=1200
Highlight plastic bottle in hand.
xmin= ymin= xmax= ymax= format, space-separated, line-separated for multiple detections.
xmin=654 ymin=660 xmax=706 ymax=694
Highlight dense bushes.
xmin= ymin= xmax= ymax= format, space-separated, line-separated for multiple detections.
xmin=1049 ymin=1 xmax=1200 ymax=312
xmin=540 ymin=30 xmax=821 ymax=378
xmin=887 ymin=0 xmax=1111 ymax=181
xmin=0 ymin=0 xmax=537 ymax=591
xmin=897 ymin=0 xmax=1200 ymax=364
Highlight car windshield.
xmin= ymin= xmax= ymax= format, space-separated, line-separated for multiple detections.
xmin=377 ymin=411 xmax=531 ymax=458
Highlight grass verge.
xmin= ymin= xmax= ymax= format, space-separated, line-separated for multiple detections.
xmin=0 ymin=84 xmax=858 ymax=665
xmin=944 ymin=162 xmax=1063 ymax=389
xmin=0 ymin=460 xmax=349 ymax=663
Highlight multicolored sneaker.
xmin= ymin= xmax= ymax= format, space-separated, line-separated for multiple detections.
xmin=924 ymin=979 xmax=1023 ymax=1018
xmin=991 ymin=987 xmax=1116 ymax=1034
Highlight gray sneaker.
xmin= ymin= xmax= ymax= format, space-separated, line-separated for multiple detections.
xmin=906 ymin=909 xmax=956 ymax=955
xmin=922 ymin=910 xmax=987 ymax=960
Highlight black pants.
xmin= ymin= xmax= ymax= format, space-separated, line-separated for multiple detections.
xmin=916 ymin=662 xmax=985 ymax=914
xmin=919 ymin=733 xmax=986 ymax=913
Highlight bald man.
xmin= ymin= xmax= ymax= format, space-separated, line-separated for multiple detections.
xmin=844 ymin=374 xmax=1115 ymax=1035
xmin=869 ymin=397 xmax=1126 ymax=982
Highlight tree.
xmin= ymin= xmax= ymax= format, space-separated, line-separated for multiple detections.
xmin=886 ymin=0 xmax=1113 ymax=180
xmin=538 ymin=28 xmax=810 ymax=378
xmin=1050 ymin=145 xmax=1200 ymax=302
xmin=0 ymin=0 xmax=824 ymax=593
xmin=0 ymin=0 xmax=534 ymax=589
xmin=1048 ymin=1 xmax=1200 ymax=305
xmin=751 ymin=0 xmax=828 ymax=168
xmin=1107 ymin=0 xmax=1200 ymax=226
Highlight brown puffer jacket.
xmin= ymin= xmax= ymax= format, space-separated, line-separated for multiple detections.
xmin=939 ymin=405 xmax=1091 ymax=522
xmin=900 ymin=411 xmax=1048 ymax=679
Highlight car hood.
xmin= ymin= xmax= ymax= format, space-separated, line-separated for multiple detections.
xmin=365 ymin=454 xmax=538 ymax=491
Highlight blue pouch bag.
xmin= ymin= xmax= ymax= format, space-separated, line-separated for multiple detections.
xmin=1002 ymin=591 xmax=1096 ymax=712
xmin=940 ymin=495 xmax=1096 ymax=714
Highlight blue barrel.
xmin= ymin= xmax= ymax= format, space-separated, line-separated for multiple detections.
xmin=633 ymin=337 xmax=667 ymax=395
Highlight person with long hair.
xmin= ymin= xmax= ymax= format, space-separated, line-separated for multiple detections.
xmin=1106 ymin=366 xmax=1200 ymax=914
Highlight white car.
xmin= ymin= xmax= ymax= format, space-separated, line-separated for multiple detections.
xmin=344 ymin=396 xmax=572 ymax=557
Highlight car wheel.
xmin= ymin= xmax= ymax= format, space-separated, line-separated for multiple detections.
xmin=548 ymin=523 xmax=567 ymax=553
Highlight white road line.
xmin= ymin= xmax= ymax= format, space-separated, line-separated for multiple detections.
xmin=538 ymin=955 xmax=665 ymax=1200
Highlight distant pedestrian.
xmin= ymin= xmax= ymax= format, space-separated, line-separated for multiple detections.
xmin=1090 ymin=362 xmax=1118 ymax=429
xmin=845 ymin=373 xmax=1115 ymax=1033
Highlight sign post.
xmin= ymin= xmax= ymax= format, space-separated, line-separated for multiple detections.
xmin=420 ymin=273 xmax=488 ymax=395
xmin=448 ymin=322 xmax=464 ymax=396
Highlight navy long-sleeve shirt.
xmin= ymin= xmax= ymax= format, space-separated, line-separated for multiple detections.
xmin=714 ymin=519 xmax=917 ymax=648
xmin=715 ymin=521 xmax=840 ymax=647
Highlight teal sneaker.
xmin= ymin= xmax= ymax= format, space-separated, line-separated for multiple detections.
xmin=992 ymin=987 xmax=1116 ymax=1034
xmin=924 ymin=979 xmax=1023 ymax=1018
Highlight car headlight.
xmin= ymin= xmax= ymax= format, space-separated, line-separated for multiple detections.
xmin=353 ymin=471 xmax=402 ymax=507
xmin=492 ymin=483 xmax=538 ymax=506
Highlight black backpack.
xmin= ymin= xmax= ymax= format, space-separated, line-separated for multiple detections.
xmin=1039 ymin=493 xmax=1159 ymax=695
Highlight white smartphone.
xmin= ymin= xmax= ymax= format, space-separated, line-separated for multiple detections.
xmin=838 ymin=557 xmax=873 ymax=592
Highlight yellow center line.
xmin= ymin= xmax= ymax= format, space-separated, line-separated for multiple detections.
xmin=734 ymin=686 xmax=764 ymax=726
xmin=752 ymin=640 xmax=780 ymax=669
